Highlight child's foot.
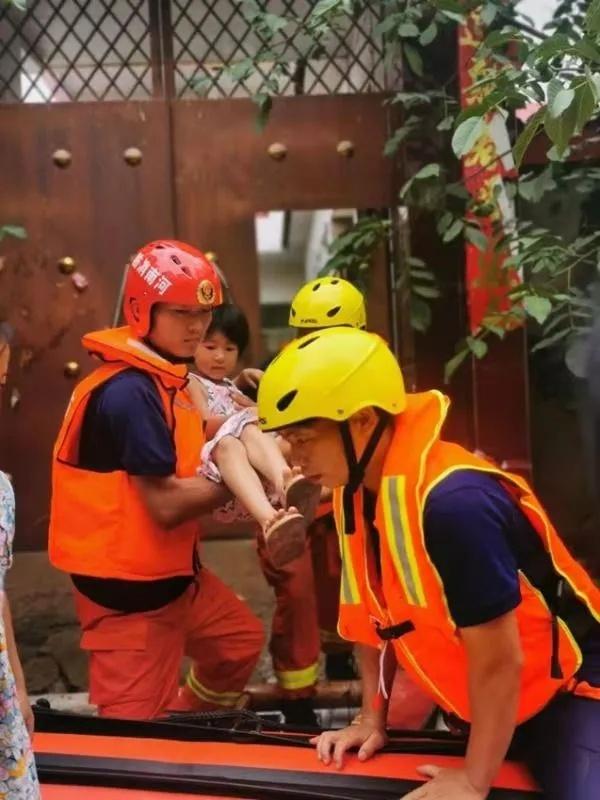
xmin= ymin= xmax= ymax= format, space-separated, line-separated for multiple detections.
xmin=284 ymin=468 xmax=322 ymax=525
xmin=263 ymin=508 xmax=307 ymax=568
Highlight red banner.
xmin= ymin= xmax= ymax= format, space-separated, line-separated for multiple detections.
xmin=458 ymin=11 xmax=520 ymax=333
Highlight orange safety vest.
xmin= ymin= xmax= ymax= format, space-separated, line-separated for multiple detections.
xmin=334 ymin=390 xmax=600 ymax=723
xmin=49 ymin=326 xmax=205 ymax=581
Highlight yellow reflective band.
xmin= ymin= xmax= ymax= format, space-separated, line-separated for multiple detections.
xmin=381 ymin=476 xmax=426 ymax=607
xmin=339 ymin=525 xmax=361 ymax=605
xmin=333 ymin=489 xmax=361 ymax=606
xmin=275 ymin=660 xmax=320 ymax=691
xmin=186 ymin=668 xmax=243 ymax=707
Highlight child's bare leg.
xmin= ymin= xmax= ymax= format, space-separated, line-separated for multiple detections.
xmin=240 ymin=426 xmax=321 ymax=522
xmin=239 ymin=424 xmax=290 ymax=496
xmin=214 ymin=435 xmax=279 ymax=528
xmin=214 ymin=434 xmax=307 ymax=567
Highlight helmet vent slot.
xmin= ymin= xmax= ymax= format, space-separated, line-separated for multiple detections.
xmin=298 ymin=335 xmax=320 ymax=350
xmin=326 ymin=305 xmax=341 ymax=318
xmin=276 ymin=390 xmax=298 ymax=412
xmin=290 ymin=307 xmax=296 ymax=318
xmin=171 ymin=254 xmax=182 ymax=265
xmin=312 ymin=282 xmax=321 ymax=292
xmin=330 ymin=279 xmax=339 ymax=284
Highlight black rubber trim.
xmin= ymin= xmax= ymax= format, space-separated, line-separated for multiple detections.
xmin=34 ymin=707 xmax=531 ymax=761
xmin=34 ymin=707 xmax=473 ymax=756
xmin=37 ymin=753 xmax=539 ymax=799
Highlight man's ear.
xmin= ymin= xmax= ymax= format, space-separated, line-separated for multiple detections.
xmin=129 ymin=298 xmax=141 ymax=322
xmin=348 ymin=406 xmax=378 ymax=433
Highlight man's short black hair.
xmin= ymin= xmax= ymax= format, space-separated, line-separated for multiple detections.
xmin=207 ymin=303 xmax=250 ymax=355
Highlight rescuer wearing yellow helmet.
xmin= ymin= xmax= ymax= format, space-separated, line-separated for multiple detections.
xmin=288 ymin=276 xmax=366 ymax=333
xmin=257 ymin=327 xmax=600 ymax=800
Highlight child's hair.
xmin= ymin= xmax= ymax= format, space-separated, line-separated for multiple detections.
xmin=206 ymin=304 xmax=250 ymax=355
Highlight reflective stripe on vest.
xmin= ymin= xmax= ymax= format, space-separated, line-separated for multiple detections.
xmin=380 ymin=475 xmax=426 ymax=608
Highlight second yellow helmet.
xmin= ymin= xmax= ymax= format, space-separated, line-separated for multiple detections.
xmin=288 ymin=276 xmax=367 ymax=330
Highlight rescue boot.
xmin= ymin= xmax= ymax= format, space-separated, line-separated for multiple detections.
xmin=281 ymin=697 xmax=319 ymax=728
xmin=325 ymin=651 xmax=359 ymax=681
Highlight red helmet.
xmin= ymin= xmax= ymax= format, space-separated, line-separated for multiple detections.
xmin=123 ymin=240 xmax=223 ymax=337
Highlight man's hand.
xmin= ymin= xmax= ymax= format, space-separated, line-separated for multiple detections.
xmin=234 ymin=368 xmax=263 ymax=392
xmin=16 ymin=685 xmax=34 ymax=738
xmin=310 ymin=722 xmax=387 ymax=769
xmin=403 ymin=766 xmax=488 ymax=799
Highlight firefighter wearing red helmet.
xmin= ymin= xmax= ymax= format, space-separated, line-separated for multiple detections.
xmin=49 ymin=240 xmax=264 ymax=720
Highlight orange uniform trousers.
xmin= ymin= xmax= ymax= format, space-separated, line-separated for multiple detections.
xmin=257 ymin=511 xmax=351 ymax=698
xmin=74 ymin=568 xmax=264 ymax=719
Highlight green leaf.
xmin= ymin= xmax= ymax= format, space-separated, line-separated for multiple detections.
xmin=399 ymin=23 xmax=420 ymax=38
xmin=190 ymin=74 xmax=213 ymax=95
xmin=523 ymin=295 xmax=552 ymax=325
xmin=485 ymin=29 xmax=519 ymax=49
xmin=228 ymin=57 xmax=254 ymax=82
xmin=467 ymin=336 xmax=488 ymax=359
xmin=435 ymin=0 xmax=465 ymax=24
xmin=546 ymin=77 xmax=564 ymax=110
xmin=437 ymin=115 xmax=454 ymax=131
xmin=549 ymin=88 xmax=575 ymax=119
xmin=254 ymin=93 xmax=273 ymax=131
xmin=518 ymin=166 xmax=557 ymax=204
xmin=588 ymin=71 xmax=600 ymax=101
xmin=375 ymin=14 xmax=402 ymax=36
xmin=403 ymin=44 xmax=424 ymax=77
xmin=546 ymin=143 xmax=571 ymax=161
xmin=437 ymin=211 xmax=454 ymax=234
xmin=444 ymin=347 xmax=470 ymax=383
xmin=480 ymin=3 xmax=498 ymax=27
xmin=451 ymin=116 xmax=486 ymax=158
xmin=413 ymin=284 xmax=441 ymax=299
xmin=534 ymin=33 xmax=572 ymax=61
xmin=411 ymin=267 xmax=436 ymax=281
xmin=586 ymin=0 xmax=600 ymax=35
xmin=0 ymin=225 xmax=26 ymax=240
xmin=410 ymin=297 xmax=432 ymax=333
xmin=465 ymin=226 xmax=488 ymax=252
xmin=544 ymin=105 xmax=577 ymax=158
xmin=413 ymin=163 xmax=441 ymax=180
xmin=513 ymin=107 xmax=545 ymax=168
xmin=531 ymin=327 xmax=571 ymax=352
xmin=443 ymin=219 xmax=464 ymax=242
xmin=574 ymin=38 xmax=600 ymax=62
xmin=420 ymin=22 xmax=438 ymax=46
xmin=574 ymin=80 xmax=598 ymax=133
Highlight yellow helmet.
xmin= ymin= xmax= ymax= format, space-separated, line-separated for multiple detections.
xmin=288 ymin=277 xmax=367 ymax=330
xmin=258 ymin=328 xmax=406 ymax=432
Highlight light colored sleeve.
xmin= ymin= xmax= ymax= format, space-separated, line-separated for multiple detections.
xmin=0 ymin=472 xmax=15 ymax=589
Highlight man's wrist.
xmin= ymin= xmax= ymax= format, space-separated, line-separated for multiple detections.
xmin=357 ymin=708 xmax=387 ymax=729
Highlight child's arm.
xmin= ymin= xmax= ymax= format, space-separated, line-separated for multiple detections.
xmin=233 ymin=368 xmax=264 ymax=393
xmin=205 ymin=415 xmax=228 ymax=439
xmin=187 ymin=373 xmax=210 ymax=416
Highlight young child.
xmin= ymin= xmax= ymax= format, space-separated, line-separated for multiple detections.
xmin=191 ymin=305 xmax=320 ymax=567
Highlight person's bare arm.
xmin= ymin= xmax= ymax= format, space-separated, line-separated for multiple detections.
xmin=461 ymin=610 xmax=523 ymax=793
xmin=133 ymin=474 xmax=230 ymax=529
xmin=312 ymin=643 xmax=391 ymax=767
xmin=205 ymin=415 xmax=228 ymax=439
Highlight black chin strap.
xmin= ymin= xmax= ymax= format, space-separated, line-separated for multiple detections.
xmin=340 ymin=409 xmax=389 ymax=534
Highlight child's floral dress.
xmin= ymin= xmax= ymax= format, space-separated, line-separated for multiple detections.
xmin=0 ymin=472 xmax=40 ymax=799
